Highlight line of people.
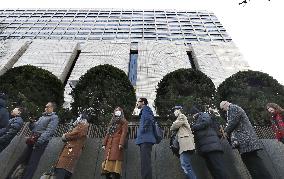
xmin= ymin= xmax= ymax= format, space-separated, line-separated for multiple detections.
xmin=0 ymin=94 xmax=283 ymax=179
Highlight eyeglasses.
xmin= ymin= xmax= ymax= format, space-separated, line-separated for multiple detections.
xmin=138 ymin=101 xmax=143 ymax=103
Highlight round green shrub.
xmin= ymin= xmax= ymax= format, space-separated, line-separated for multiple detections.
xmin=0 ymin=65 xmax=64 ymax=121
xmin=155 ymin=68 xmax=216 ymax=121
xmin=71 ymin=64 xmax=136 ymax=124
xmin=216 ymin=70 xmax=284 ymax=125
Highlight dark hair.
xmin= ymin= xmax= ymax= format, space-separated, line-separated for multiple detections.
xmin=188 ymin=106 xmax=200 ymax=116
xmin=0 ymin=93 xmax=7 ymax=100
xmin=139 ymin=98 xmax=148 ymax=105
xmin=266 ymin=103 xmax=284 ymax=113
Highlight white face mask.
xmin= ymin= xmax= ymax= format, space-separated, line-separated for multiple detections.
xmin=114 ymin=110 xmax=122 ymax=117
xmin=174 ymin=110 xmax=180 ymax=117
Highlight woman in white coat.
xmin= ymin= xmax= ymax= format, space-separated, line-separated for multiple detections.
xmin=170 ymin=105 xmax=197 ymax=179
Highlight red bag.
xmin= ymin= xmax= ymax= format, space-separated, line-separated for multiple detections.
xmin=26 ymin=133 xmax=40 ymax=146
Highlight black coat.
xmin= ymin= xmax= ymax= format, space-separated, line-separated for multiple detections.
xmin=192 ymin=112 xmax=223 ymax=154
xmin=0 ymin=116 xmax=23 ymax=142
xmin=0 ymin=98 xmax=9 ymax=131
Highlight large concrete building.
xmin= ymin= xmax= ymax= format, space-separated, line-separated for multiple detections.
xmin=0 ymin=9 xmax=249 ymax=111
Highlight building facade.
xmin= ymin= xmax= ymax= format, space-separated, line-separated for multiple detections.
xmin=0 ymin=9 xmax=249 ymax=111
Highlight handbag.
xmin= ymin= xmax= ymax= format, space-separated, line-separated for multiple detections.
xmin=152 ymin=119 xmax=163 ymax=144
xmin=170 ymin=130 xmax=180 ymax=157
xmin=26 ymin=133 xmax=40 ymax=146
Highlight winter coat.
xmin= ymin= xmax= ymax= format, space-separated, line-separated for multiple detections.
xmin=29 ymin=112 xmax=59 ymax=145
xmin=192 ymin=112 xmax=223 ymax=154
xmin=0 ymin=116 xmax=24 ymax=143
xmin=0 ymin=98 xmax=9 ymax=132
xmin=225 ymin=104 xmax=262 ymax=154
xmin=170 ymin=114 xmax=195 ymax=154
xmin=103 ymin=119 xmax=128 ymax=161
xmin=270 ymin=112 xmax=284 ymax=141
xmin=56 ymin=122 xmax=89 ymax=173
xmin=135 ymin=106 xmax=156 ymax=145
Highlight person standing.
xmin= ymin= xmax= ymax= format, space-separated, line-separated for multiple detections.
xmin=220 ymin=101 xmax=272 ymax=179
xmin=7 ymin=102 xmax=59 ymax=179
xmin=135 ymin=98 xmax=156 ymax=179
xmin=0 ymin=93 xmax=9 ymax=134
xmin=266 ymin=103 xmax=284 ymax=144
xmin=0 ymin=107 xmax=24 ymax=152
xmin=189 ymin=106 xmax=228 ymax=179
xmin=55 ymin=113 xmax=89 ymax=179
xmin=170 ymin=105 xmax=196 ymax=179
xmin=101 ymin=107 xmax=128 ymax=179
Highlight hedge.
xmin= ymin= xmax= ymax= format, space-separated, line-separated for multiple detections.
xmin=71 ymin=64 xmax=136 ymax=124
xmin=216 ymin=70 xmax=284 ymax=125
xmin=0 ymin=65 xmax=64 ymax=121
xmin=155 ymin=68 xmax=216 ymax=121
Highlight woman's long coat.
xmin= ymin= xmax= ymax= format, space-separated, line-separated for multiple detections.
xmin=56 ymin=122 xmax=89 ymax=173
xmin=103 ymin=119 xmax=128 ymax=161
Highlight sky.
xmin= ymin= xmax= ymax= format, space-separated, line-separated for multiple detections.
xmin=2 ymin=0 xmax=284 ymax=84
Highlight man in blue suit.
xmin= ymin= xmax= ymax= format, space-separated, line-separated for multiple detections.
xmin=136 ymin=98 xmax=156 ymax=179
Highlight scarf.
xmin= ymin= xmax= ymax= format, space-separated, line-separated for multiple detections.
xmin=108 ymin=116 xmax=122 ymax=135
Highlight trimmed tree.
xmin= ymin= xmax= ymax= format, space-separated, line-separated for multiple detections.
xmin=155 ymin=68 xmax=216 ymax=121
xmin=71 ymin=64 xmax=136 ymax=124
xmin=0 ymin=65 xmax=64 ymax=120
xmin=216 ymin=70 xmax=284 ymax=125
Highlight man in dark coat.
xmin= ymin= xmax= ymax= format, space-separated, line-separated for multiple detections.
xmin=135 ymin=98 xmax=156 ymax=179
xmin=0 ymin=107 xmax=24 ymax=152
xmin=220 ymin=101 xmax=272 ymax=179
xmin=190 ymin=106 xmax=228 ymax=179
xmin=0 ymin=93 xmax=9 ymax=134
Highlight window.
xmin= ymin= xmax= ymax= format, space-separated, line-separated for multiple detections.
xmin=129 ymin=50 xmax=138 ymax=86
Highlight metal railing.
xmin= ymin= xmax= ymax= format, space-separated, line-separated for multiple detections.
xmin=18 ymin=122 xmax=276 ymax=139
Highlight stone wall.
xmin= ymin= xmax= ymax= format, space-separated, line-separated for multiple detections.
xmin=135 ymin=41 xmax=191 ymax=114
xmin=3 ymin=137 xmax=283 ymax=179
xmin=0 ymin=40 xmax=251 ymax=108
xmin=191 ymin=41 xmax=249 ymax=86
xmin=13 ymin=40 xmax=79 ymax=82
xmin=0 ymin=40 xmax=30 ymax=75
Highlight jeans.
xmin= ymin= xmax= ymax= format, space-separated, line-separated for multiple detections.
xmin=140 ymin=143 xmax=153 ymax=179
xmin=179 ymin=151 xmax=197 ymax=179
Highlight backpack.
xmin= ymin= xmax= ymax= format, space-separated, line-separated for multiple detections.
xmin=170 ymin=130 xmax=180 ymax=157
xmin=152 ymin=119 xmax=163 ymax=144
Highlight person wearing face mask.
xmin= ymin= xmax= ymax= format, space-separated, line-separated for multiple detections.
xmin=189 ymin=106 xmax=228 ymax=179
xmin=54 ymin=113 xmax=90 ymax=179
xmin=0 ymin=107 xmax=24 ymax=152
xmin=170 ymin=105 xmax=197 ymax=179
xmin=101 ymin=107 xmax=128 ymax=179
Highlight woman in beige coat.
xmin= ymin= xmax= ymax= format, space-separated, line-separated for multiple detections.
xmin=170 ymin=106 xmax=197 ymax=179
